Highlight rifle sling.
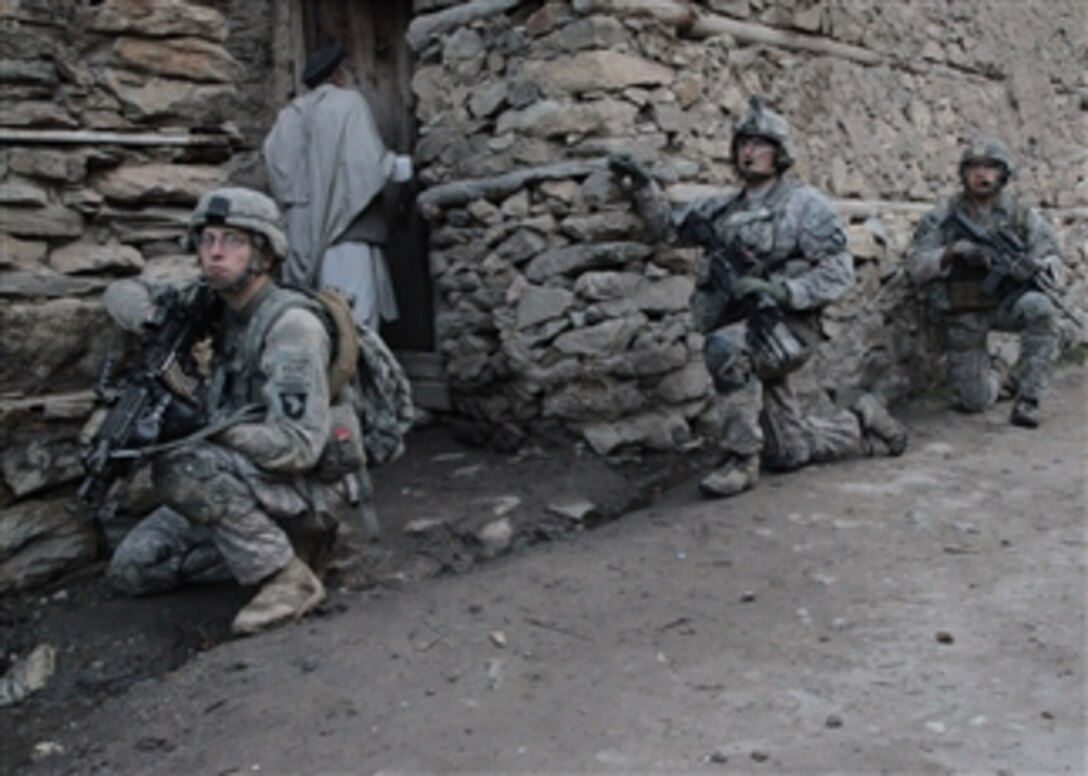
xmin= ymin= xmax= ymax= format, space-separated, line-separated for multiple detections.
xmin=110 ymin=403 xmax=265 ymax=460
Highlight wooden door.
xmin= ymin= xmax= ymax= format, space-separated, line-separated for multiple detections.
xmin=298 ymin=0 xmax=434 ymax=354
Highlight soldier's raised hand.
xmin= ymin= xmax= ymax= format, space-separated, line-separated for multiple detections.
xmin=607 ymin=151 xmax=651 ymax=189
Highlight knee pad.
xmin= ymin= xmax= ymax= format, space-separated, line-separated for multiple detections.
xmin=703 ymin=330 xmax=750 ymax=393
xmin=154 ymin=449 xmax=253 ymax=525
xmin=1015 ymin=291 xmax=1057 ymax=331
xmin=108 ymin=541 xmax=173 ymax=596
xmin=950 ymin=353 xmax=997 ymax=412
xmin=108 ymin=510 xmax=185 ymax=595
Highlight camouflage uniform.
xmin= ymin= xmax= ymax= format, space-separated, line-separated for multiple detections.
xmin=633 ymin=177 xmax=868 ymax=470
xmin=905 ymin=141 xmax=1062 ymax=416
xmin=609 ymin=97 xmax=906 ymax=497
xmin=107 ymin=197 xmax=353 ymax=596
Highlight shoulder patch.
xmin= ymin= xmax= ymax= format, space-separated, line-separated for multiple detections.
xmin=279 ymin=390 xmax=308 ymax=420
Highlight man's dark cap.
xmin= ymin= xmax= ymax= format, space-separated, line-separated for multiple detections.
xmin=303 ymin=44 xmax=346 ymax=88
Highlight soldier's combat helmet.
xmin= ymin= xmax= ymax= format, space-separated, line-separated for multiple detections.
xmin=186 ymin=187 xmax=288 ymax=261
xmin=959 ymin=135 xmax=1014 ymax=184
xmin=732 ymin=95 xmax=795 ymax=173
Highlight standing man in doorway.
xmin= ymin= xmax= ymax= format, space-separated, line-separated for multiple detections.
xmin=263 ymin=43 xmax=412 ymax=330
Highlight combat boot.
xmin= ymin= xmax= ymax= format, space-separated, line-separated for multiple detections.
xmin=1009 ymin=397 xmax=1040 ymax=428
xmin=699 ymin=454 xmax=760 ymax=499
xmin=853 ymin=393 xmax=908 ymax=456
xmin=231 ymin=555 xmax=325 ymax=636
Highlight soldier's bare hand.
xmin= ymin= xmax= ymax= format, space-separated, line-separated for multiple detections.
xmin=943 ymin=239 xmax=988 ymax=269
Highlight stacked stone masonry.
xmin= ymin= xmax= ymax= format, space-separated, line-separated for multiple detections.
xmin=411 ymin=0 xmax=1086 ymax=451
xmin=1 ymin=0 xmax=1085 ymax=590
xmin=0 ymin=0 xmax=253 ymax=591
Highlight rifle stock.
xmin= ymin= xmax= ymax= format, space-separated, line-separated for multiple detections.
xmin=73 ymin=282 xmax=218 ymax=520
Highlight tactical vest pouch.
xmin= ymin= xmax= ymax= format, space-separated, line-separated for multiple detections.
xmin=748 ymin=316 xmax=814 ymax=380
xmin=315 ymin=402 xmax=366 ymax=482
xmin=945 ymin=278 xmax=999 ymax=312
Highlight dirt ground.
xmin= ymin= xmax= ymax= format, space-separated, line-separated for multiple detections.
xmin=2 ymin=367 xmax=1084 ymax=774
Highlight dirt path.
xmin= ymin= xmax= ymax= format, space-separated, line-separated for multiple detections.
xmin=6 ymin=369 xmax=1085 ymax=774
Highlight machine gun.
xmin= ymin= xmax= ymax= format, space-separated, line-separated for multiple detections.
xmin=73 ymin=282 xmax=219 ymax=520
xmin=679 ymin=211 xmax=808 ymax=375
xmin=949 ymin=209 xmax=1082 ymax=326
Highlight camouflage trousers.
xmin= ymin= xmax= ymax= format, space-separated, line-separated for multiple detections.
xmin=704 ymin=321 xmax=862 ymax=470
xmin=109 ymin=442 xmax=346 ymax=595
xmin=944 ymin=289 xmax=1057 ymax=411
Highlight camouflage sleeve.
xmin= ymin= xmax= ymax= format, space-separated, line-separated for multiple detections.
xmin=780 ymin=188 xmax=854 ymax=310
xmin=631 ymin=180 xmax=676 ymax=242
xmin=632 ymin=182 xmax=738 ymax=247
xmin=1023 ymin=207 xmax=1065 ymax=284
xmin=218 ymin=308 xmax=331 ymax=473
xmin=904 ymin=202 xmax=952 ymax=285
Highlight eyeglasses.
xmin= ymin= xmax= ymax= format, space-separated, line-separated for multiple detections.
xmin=199 ymin=230 xmax=251 ymax=251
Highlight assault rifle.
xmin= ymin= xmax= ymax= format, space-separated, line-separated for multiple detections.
xmin=73 ymin=282 xmax=219 ymax=520
xmin=678 ymin=211 xmax=803 ymax=370
xmin=950 ymin=209 xmax=1082 ymax=326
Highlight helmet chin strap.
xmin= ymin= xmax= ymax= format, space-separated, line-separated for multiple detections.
xmin=205 ymin=252 xmax=267 ymax=294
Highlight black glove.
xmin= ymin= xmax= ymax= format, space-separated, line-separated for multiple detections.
xmin=607 ymin=151 xmax=651 ymax=189
xmin=1008 ymin=254 xmax=1039 ymax=282
xmin=942 ymin=239 xmax=989 ymax=269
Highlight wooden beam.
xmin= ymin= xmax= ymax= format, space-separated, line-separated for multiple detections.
xmin=687 ymin=13 xmax=884 ymax=66
xmin=570 ymin=0 xmax=696 ymax=27
xmin=417 ymin=159 xmax=604 ymax=211
xmin=0 ymin=129 xmax=233 ymax=147
xmin=574 ymin=0 xmax=884 ymax=66
xmin=407 ymin=0 xmax=522 ymax=52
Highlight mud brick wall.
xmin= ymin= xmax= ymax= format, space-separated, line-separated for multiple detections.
xmin=409 ymin=0 xmax=1086 ymax=453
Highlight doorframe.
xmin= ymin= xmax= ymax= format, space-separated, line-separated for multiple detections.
xmin=270 ymin=0 xmax=448 ymax=411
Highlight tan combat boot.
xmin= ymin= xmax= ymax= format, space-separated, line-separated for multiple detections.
xmin=231 ymin=555 xmax=326 ymax=636
xmin=854 ymin=393 xmax=908 ymax=456
xmin=699 ymin=454 xmax=760 ymax=499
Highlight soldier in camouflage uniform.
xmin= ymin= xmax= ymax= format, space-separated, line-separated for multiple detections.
xmin=103 ymin=187 xmax=364 ymax=635
xmin=610 ymin=96 xmax=907 ymax=499
xmin=905 ymin=137 xmax=1063 ymax=428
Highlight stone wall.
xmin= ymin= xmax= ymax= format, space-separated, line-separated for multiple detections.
xmin=0 ymin=0 xmax=269 ymax=591
xmin=1 ymin=0 xmax=1084 ymax=590
xmin=409 ymin=0 xmax=1087 ymax=453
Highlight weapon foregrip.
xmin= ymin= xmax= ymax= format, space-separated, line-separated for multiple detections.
xmin=980 ymin=268 xmax=1006 ymax=296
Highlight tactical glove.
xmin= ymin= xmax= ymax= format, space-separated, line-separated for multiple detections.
xmin=732 ymin=276 xmax=790 ymax=306
xmin=1009 ymin=254 xmax=1039 ymax=282
xmin=607 ymin=151 xmax=652 ymax=189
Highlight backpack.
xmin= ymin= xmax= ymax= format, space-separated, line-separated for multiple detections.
xmin=252 ymin=286 xmax=415 ymax=467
